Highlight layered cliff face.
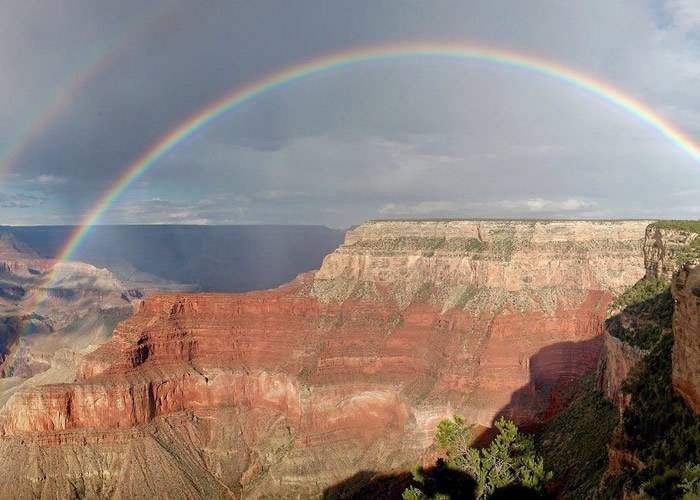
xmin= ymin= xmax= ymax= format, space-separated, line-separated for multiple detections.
xmin=314 ymin=220 xmax=648 ymax=307
xmin=596 ymin=333 xmax=647 ymax=408
xmin=596 ymin=222 xmax=700 ymax=498
xmin=596 ymin=223 xmax=692 ymax=409
xmin=643 ymin=225 xmax=698 ymax=281
xmin=0 ymin=232 xmax=139 ymax=408
xmin=672 ymin=264 xmax=700 ymax=414
xmin=0 ymin=220 xmax=652 ymax=497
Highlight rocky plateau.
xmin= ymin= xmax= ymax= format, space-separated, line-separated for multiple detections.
xmin=0 ymin=219 xmax=661 ymax=498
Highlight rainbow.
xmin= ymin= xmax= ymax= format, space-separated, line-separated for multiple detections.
xmin=0 ymin=3 xmax=180 ymax=181
xmin=17 ymin=41 xmax=700 ymax=340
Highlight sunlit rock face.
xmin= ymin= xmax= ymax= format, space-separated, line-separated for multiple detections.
xmin=597 ymin=332 xmax=647 ymax=410
xmin=672 ymin=264 xmax=700 ymax=414
xmin=644 ymin=225 xmax=698 ymax=281
xmin=596 ymin=224 xmax=700 ymax=415
xmin=0 ymin=232 xmax=137 ymax=382
xmin=0 ymin=220 xmax=652 ymax=498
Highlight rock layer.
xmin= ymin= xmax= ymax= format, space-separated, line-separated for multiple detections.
xmin=672 ymin=264 xmax=700 ymax=413
xmin=644 ymin=225 xmax=698 ymax=281
xmin=0 ymin=220 xmax=653 ymax=497
xmin=0 ymin=232 xmax=136 ymax=380
xmin=596 ymin=332 xmax=647 ymax=410
xmin=595 ymin=223 xmax=694 ymax=411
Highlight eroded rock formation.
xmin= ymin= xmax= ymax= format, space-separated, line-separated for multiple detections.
xmin=596 ymin=223 xmax=692 ymax=411
xmin=644 ymin=225 xmax=698 ymax=281
xmin=0 ymin=220 xmax=653 ymax=497
xmin=596 ymin=333 xmax=647 ymax=409
xmin=672 ymin=264 xmax=700 ymax=414
xmin=0 ymin=232 xmax=141 ymax=413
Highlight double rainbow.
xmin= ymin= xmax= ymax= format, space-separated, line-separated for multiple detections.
xmin=20 ymin=41 xmax=700 ymax=332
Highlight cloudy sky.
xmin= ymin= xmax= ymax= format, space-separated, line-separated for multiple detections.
xmin=2 ymin=0 xmax=700 ymax=227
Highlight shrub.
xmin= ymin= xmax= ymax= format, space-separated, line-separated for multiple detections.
xmin=606 ymin=279 xmax=673 ymax=350
xmin=405 ymin=416 xmax=551 ymax=499
xmin=648 ymin=221 xmax=700 ymax=266
xmin=535 ymin=376 xmax=618 ymax=499
xmin=612 ymin=333 xmax=700 ymax=496
xmin=610 ymin=277 xmax=669 ymax=312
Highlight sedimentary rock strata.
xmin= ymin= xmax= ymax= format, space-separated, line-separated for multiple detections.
xmin=0 ymin=233 xmax=136 ymax=379
xmin=672 ymin=264 xmax=700 ymax=414
xmin=0 ymin=220 xmax=653 ymax=497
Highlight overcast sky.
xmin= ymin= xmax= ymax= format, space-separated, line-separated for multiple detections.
xmin=2 ymin=0 xmax=700 ymax=227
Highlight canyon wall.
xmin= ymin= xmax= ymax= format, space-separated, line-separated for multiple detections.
xmin=596 ymin=224 xmax=693 ymax=409
xmin=0 ymin=220 xmax=653 ymax=498
xmin=672 ymin=264 xmax=700 ymax=414
xmin=0 ymin=233 xmax=137 ymax=380
xmin=595 ymin=224 xmax=700 ymax=498
xmin=596 ymin=333 xmax=647 ymax=409
xmin=643 ymin=225 xmax=698 ymax=281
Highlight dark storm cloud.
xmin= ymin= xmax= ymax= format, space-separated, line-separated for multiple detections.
xmin=2 ymin=1 xmax=700 ymax=226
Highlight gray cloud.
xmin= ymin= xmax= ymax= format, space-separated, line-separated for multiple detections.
xmin=1 ymin=1 xmax=700 ymax=227
xmin=0 ymin=192 xmax=45 ymax=209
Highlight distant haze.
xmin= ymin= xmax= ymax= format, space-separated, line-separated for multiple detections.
xmin=2 ymin=225 xmax=345 ymax=292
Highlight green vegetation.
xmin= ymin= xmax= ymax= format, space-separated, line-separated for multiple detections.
xmin=535 ymin=376 xmax=618 ymax=499
xmin=649 ymin=220 xmax=700 ymax=233
xmin=297 ymin=366 xmax=313 ymax=384
xmin=490 ymin=238 xmax=516 ymax=261
xmin=607 ymin=278 xmax=673 ymax=350
xmin=649 ymin=220 xmax=700 ymax=266
xmin=454 ymin=285 xmax=479 ymax=310
xmin=602 ymin=333 xmax=700 ymax=498
xmin=353 ymin=236 xmax=446 ymax=252
xmin=353 ymin=236 xmax=485 ymax=255
xmin=412 ymin=282 xmax=435 ymax=303
xmin=610 ymin=277 xmax=669 ymax=312
xmin=677 ymin=237 xmax=700 ymax=267
xmin=443 ymin=238 xmax=484 ymax=253
xmin=404 ymin=416 xmax=551 ymax=499
xmin=681 ymin=464 xmax=700 ymax=499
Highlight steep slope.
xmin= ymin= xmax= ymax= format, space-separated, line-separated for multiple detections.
xmin=595 ymin=222 xmax=700 ymax=498
xmin=0 ymin=220 xmax=652 ymax=498
xmin=596 ymin=222 xmax=693 ymax=409
xmin=672 ymin=264 xmax=700 ymax=414
xmin=0 ymin=232 xmax=140 ymax=411
xmin=0 ymin=233 xmax=135 ymax=378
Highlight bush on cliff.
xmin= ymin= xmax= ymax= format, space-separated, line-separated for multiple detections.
xmin=535 ymin=376 xmax=618 ymax=499
xmin=610 ymin=277 xmax=669 ymax=312
xmin=649 ymin=220 xmax=700 ymax=266
xmin=403 ymin=416 xmax=552 ymax=499
xmin=606 ymin=278 xmax=673 ymax=350
xmin=604 ymin=333 xmax=700 ymax=498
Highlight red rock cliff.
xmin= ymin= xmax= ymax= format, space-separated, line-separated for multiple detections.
xmin=672 ymin=264 xmax=700 ymax=414
xmin=0 ymin=220 xmax=652 ymax=498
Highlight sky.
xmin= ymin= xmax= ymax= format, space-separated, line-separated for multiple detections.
xmin=2 ymin=0 xmax=700 ymax=228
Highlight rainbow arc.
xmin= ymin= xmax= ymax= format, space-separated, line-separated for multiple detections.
xmin=13 ymin=41 xmax=700 ymax=356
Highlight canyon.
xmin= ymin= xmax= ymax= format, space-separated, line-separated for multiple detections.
xmin=1 ymin=225 xmax=345 ymax=292
xmin=0 ymin=232 xmax=136 ymax=383
xmin=0 ymin=220 xmax=660 ymax=498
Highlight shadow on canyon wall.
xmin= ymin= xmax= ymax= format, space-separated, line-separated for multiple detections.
xmin=322 ymin=465 xmax=547 ymax=499
xmin=494 ymin=336 xmax=604 ymax=430
xmin=322 ymin=336 xmax=603 ymax=499
xmin=322 ymin=465 xmax=475 ymax=500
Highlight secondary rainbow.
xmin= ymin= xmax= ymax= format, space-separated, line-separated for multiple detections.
xmin=0 ymin=3 xmax=181 ymax=181
xmin=33 ymin=40 xmax=700 ymax=302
